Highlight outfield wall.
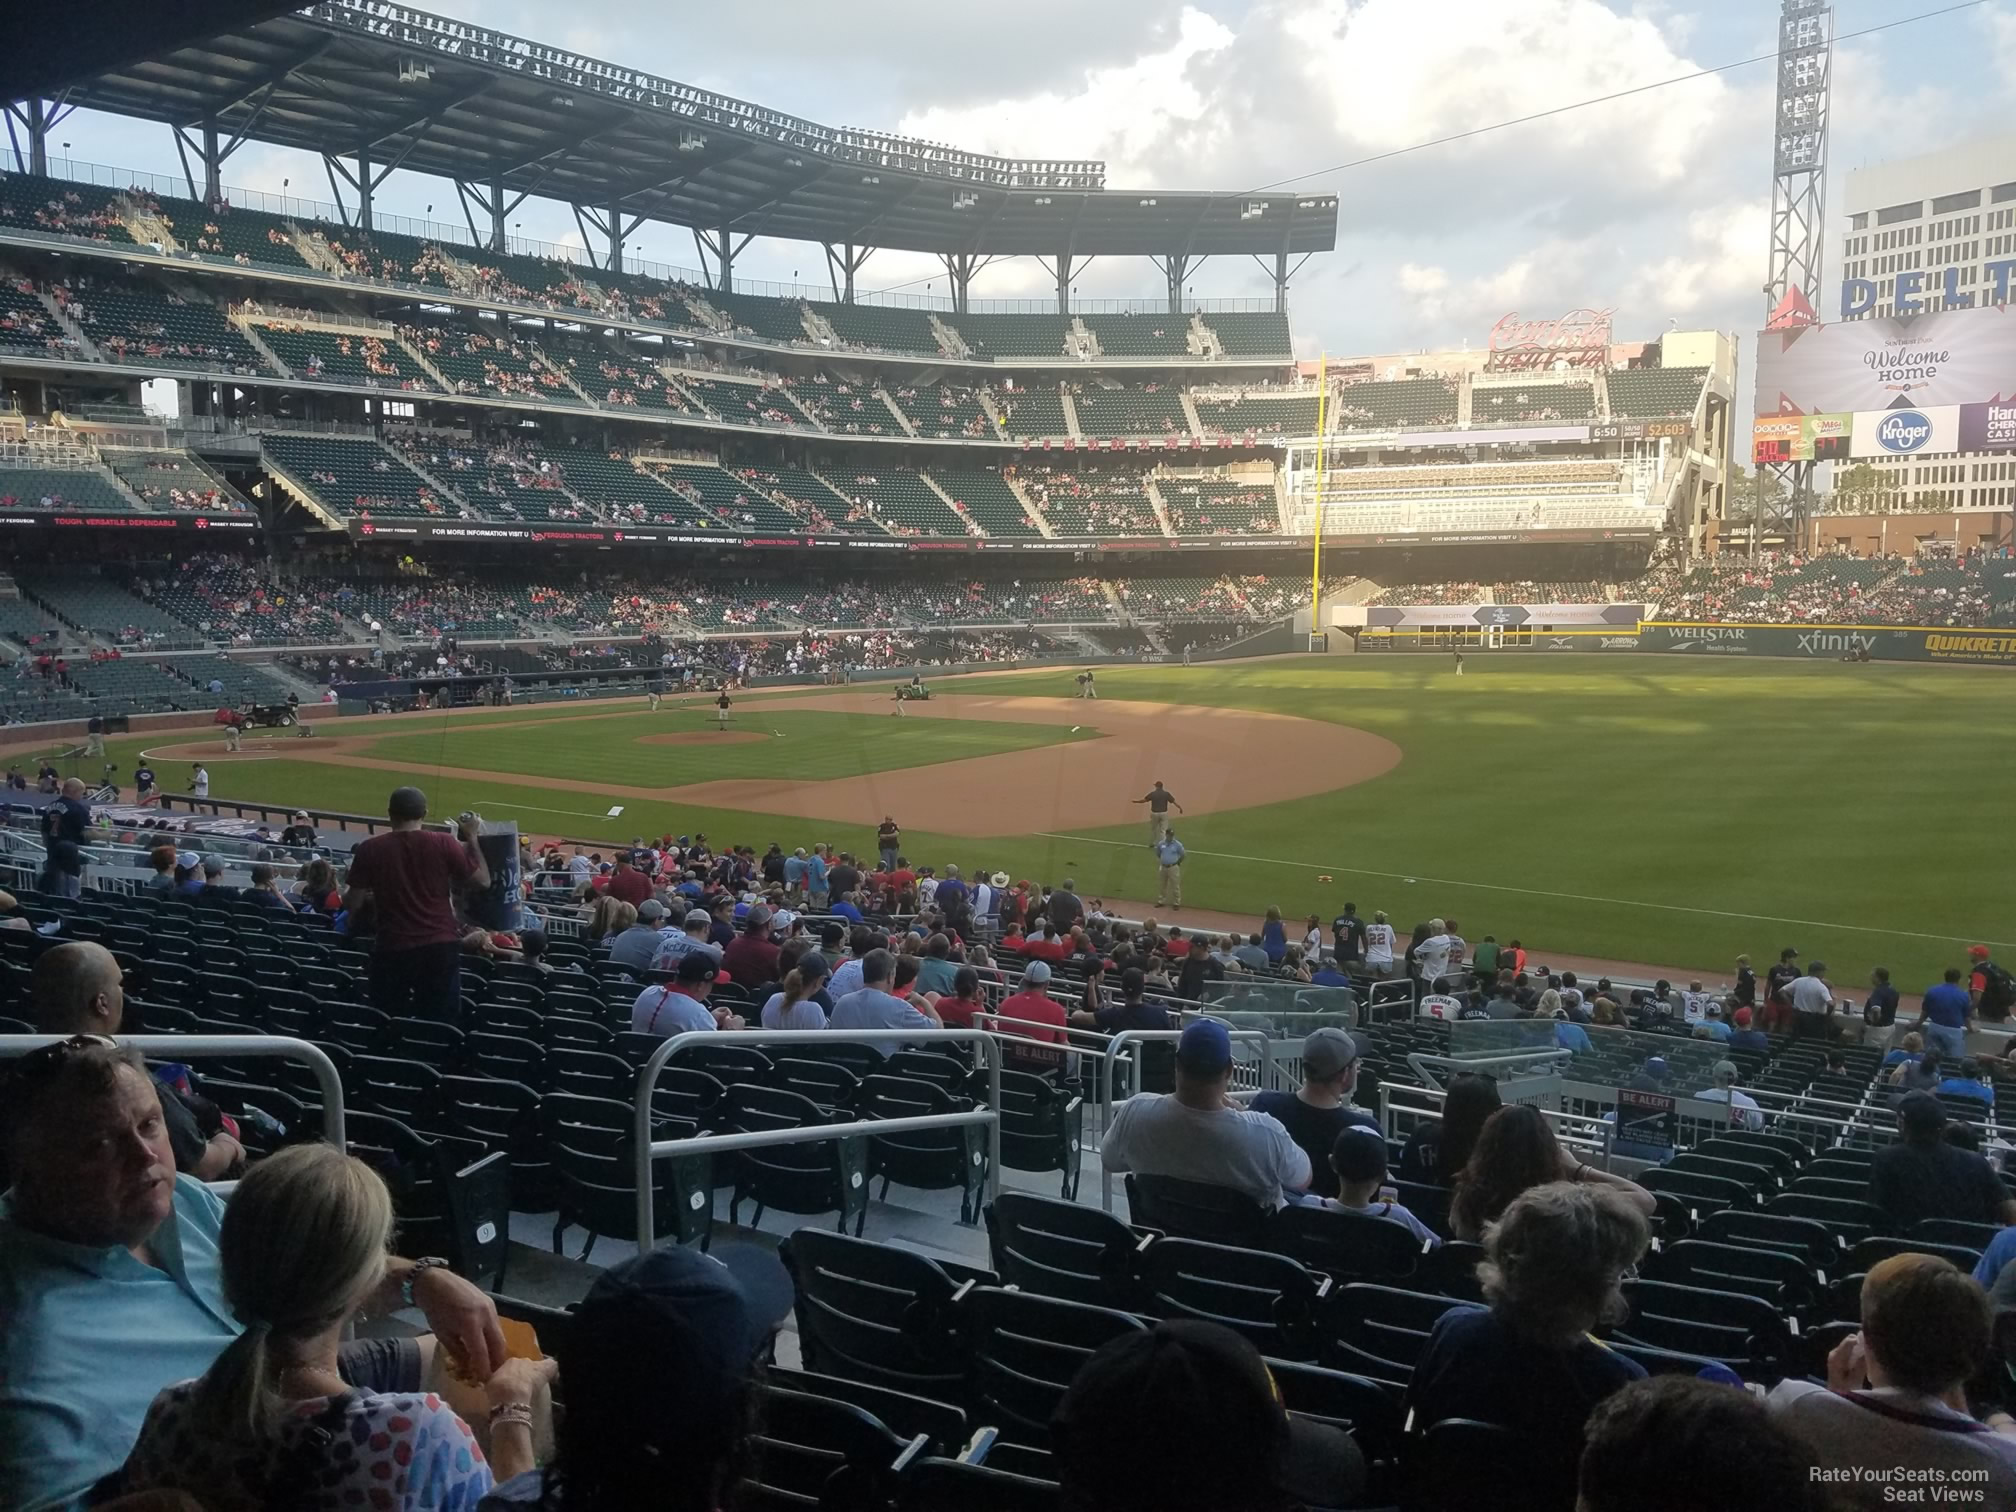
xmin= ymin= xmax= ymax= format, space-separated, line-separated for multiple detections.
xmin=1355 ymin=622 xmax=2016 ymax=665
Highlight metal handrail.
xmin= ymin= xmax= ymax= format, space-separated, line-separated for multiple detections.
xmin=1379 ymin=1078 xmax=1618 ymax=1170
xmin=631 ymin=1028 xmax=1004 ymax=1256
xmin=1096 ymin=1026 xmax=1276 ymax=1211
xmin=0 ymin=1034 xmax=346 ymax=1147
xmin=1405 ymin=1048 xmax=1573 ymax=1089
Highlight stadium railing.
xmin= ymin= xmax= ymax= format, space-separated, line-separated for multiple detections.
xmin=0 ymin=1033 xmax=348 ymax=1148
xmin=1379 ymin=1078 xmax=1616 ymax=1172
xmin=630 ymin=1028 xmax=1006 ymax=1255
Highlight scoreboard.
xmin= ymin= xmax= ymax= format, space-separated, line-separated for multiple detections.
xmin=1752 ymin=412 xmax=1851 ymax=464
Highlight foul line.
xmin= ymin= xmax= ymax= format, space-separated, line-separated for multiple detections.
xmin=468 ymin=800 xmax=623 ymax=823
xmin=1033 ymin=833 xmax=2016 ymax=949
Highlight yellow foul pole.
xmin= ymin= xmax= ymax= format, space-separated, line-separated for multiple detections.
xmin=1309 ymin=353 xmax=1329 ymax=641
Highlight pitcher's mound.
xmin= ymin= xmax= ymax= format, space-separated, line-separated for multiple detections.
xmin=636 ymin=731 xmax=768 ymax=747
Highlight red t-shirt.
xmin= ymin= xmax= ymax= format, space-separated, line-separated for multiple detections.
xmin=721 ymin=933 xmax=781 ymax=988
xmin=936 ymin=993 xmax=988 ymax=1030
xmin=1021 ymin=937 xmax=1070 ymax=962
xmin=997 ymin=988 xmax=1067 ymax=1065
xmin=885 ymin=869 xmax=915 ymax=893
xmin=346 ymin=829 xmax=477 ymax=951
xmin=606 ymin=868 xmax=653 ymax=907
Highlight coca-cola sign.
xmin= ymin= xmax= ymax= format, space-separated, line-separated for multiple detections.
xmin=1486 ymin=308 xmax=1614 ymax=371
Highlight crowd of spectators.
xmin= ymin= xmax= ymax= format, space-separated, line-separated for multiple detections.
xmin=1638 ymin=551 xmax=2012 ymax=627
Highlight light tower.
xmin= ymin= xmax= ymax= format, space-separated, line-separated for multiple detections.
xmin=1757 ymin=0 xmax=1833 ymax=550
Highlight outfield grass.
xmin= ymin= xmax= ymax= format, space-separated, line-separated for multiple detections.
xmin=353 ymin=707 xmax=1088 ymax=784
xmin=89 ymin=656 xmax=2016 ymax=987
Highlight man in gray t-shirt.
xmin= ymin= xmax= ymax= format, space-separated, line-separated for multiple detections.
xmin=827 ymin=948 xmax=943 ymax=1056
xmin=1101 ymin=1020 xmax=1311 ymax=1209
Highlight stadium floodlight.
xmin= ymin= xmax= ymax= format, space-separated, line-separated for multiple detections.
xmin=861 ymin=174 xmax=881 ymax=185
xmin=1033 ymin=196 xmax=1052 ymax=206
xmin=1139 ymin=197 xmax=1157 ymax=207
xmin=1241 ymin=201 xmax=1266 ymax=220
xmin=955 ymin=192 xmax=978 ymax=210
xmin=398 ymin=59 xmax=433 ymax=83
xmin=679 ymin=129 xmax=706 ymax=153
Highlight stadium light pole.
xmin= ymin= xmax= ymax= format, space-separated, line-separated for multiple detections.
xmin=1308 ymin=353 xmax=1329 ymax=647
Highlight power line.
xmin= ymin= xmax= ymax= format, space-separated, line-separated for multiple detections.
xmin=1243 ymin=0 xmax=1991 ymax=195
xmin=856 ymin=0 xmax=1992 ymax=301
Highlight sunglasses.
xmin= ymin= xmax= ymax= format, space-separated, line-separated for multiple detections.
xmin=2 ymin=1033 xmax=121 ymax=1090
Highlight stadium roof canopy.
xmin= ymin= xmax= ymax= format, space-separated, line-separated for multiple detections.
xmin=34 ymin=0 xmax=1339 ymax=262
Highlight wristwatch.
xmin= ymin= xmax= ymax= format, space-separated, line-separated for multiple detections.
xmin=400 ymin=1256 xmax=452 ymax=1307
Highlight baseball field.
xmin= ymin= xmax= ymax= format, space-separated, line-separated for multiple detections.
xmin=84 ymin=654 xmax=2016 ymax=988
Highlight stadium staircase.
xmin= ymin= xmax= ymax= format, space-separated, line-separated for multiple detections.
xmin=1593 ymin=372 xmax=1613 ymax=418
xmin=920 ymin=472 xmax=985 ymax=537
xmin=1186 ymin=313 xmax=1223 ymax=359
xmin=34 ymin=291 xmax=100 ymax=360
xmin=874 ymin=388 xmax=920 ymax=438
xmin=113 ymin=193 xmax=179 ymax=252
xmin=975 ymin=388 xmax=1008 ymax=438
xmin=529 ymin=347 xmax=600 ymax=408
xmin=252 ymin=441 xmax=347 ymax=531
xmin=1059 ymin=389 xmax=1084 ymax=440
xmin=387 ymin=332 xmax=457 ymax=394
xmin=227 ymin=314 xmax=293 ymax=378
xmin=1454 ymin=379 xmax=1473 ymax=426
xmin=928 ymin=314 xmax=972 ymax=358
xmin=1142 ymin=477 xmax=1177 ymax=536
xmin=800 ymin=307 xmax=840 ymax=347
xmin=1069 ymin=317 xmax=1100 ymax=360
xmin=287 ymin=228 xmax=353 ymax=280
xmin=1000 ymin=472 xmax=1055 ymax=538
xmin=1099 ymin=580 xmax=1129 ymax=619
xmin=1178 ymin=391 xmax=1206 ymax=438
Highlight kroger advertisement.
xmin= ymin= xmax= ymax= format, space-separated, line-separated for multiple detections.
xmin=1754 ymin=306 xmax=2016 ymax=414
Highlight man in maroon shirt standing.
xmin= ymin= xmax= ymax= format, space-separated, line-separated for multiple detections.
xmin=720 ymin=906 xmax=781 ymax=989
xmin=343 ymin=786 xmax=489 ymax=1023
xmin=605 ymin=851 xmax=653 ymax=909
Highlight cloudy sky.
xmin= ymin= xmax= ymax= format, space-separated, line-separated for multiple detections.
xmin=31 ymin=0 xmax=2016 ymax=366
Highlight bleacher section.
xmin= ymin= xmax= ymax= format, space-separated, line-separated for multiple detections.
xmin=958 ymin=313 xmax=1073 ymax=359
xmin=249 ymin=323 xmax=432 ymax=390
xmin=647 ymin=462 xmax=807 ymax=533
xmin=731 ymin=464 xmax=882 ymax=536
xmin=781 ymin=375 xmax=891 ymax=435
xmin=1206 ymin=310 xmax=1295 ymax=358
xmin=164 ymin=653 xmax=292 ymax=704
xmin=675 ymin=375 xmax=810 ymax=428
xmin=1331 ymin=378 xmax=1459 ymax=430
xmin=1073 ymin=387 xmax=1191 ymax=440
xmin=0 ymin=278 xmax=68 ymax=358
xmin=808 ymin=300 xmax=943 ymax=357
xmin=1608 ymin=366 xmax=1707 ymax=419
xmin=827 ymin=469 xmax=972 ymax=537
xmin=932 ymin=469 xmax=1039 ymax=537
xmin=0 ymin=467 xmax=138 ymax=514
xmin=102 ymin=450 xmax=248 ymax=512
xmin=25 ymin=572 xmax=190 ymax=640
xmin=388 ymin=438 xmax=593 ymax=525
xmin=118 ymin=558 xmax=350 ymax=645
xmin=1193 ymin=392 xmax=1320 ymax=436
xmin=0 ymin=173 xmax=136 ymax=245
xmin=1020 ymin=466 xmax=1162 ymax=537
xmin=1080 ymin=312 xmax=1190 ymax=357
xmin=173 ymin=202 xmax=312 ymax=271
xmin=536 ymin=448 xmax=716 ymax=530
xmin=62 ymin=278 xmax=266 ymax=373
xmin=1472 ymin=382 xmax=1597 ymax=423
xmin=885 ymin=383 xmax=994 ymax=441
xmin=706 ymin=290 xmax=811 ymax=345
xmin=260 ymin=434 xmax=455 ymax=520
xmin=1160 ymin=477 xmax=1279 ymax=535
xmin=549 ymin=336 xmax=695 ymax=414
xmin=402 ymin=323 xmax=583 ymax=405
xmin=993 ymin=385 xmax=1071 ymax=440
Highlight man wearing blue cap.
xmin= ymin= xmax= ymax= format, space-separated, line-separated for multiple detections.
xmin=1100 ymin=1019 xmax=1311 ymax=1209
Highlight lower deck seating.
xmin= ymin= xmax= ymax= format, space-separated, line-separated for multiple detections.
xmin=0 ymin=468 xmax=140 ymax=515
xmin=1073 ymin=387 xmax=1190 ymax=440
xmin=886 ymin=384 xmax=994 ymax=440
xmin=825 ymin=470 xmax=973 ymax=537
xmin=102 ymin=450 xmax=248 ymax=512
xmin=932 ymin=469 xmax=1038 ymax=536
xmin=250 ymin=324 xmax=431 ymax=390
xmin=1020 ymin=467 xmax=1162 ymax=537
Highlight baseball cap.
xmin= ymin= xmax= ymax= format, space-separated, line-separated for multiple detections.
xmin=1052 ymin=1319 xmax=1364 ymax=1512
xmin=1898 ymin=1090 xmax=1947 ymax=1136
xmin=1301 ymin=1027 xmax=1359 ymax=1079
xmin=1176 ymin=1019 xmax=1232 ymax=1077
xmin=175 ymin=850 xmax=201 ymax=872
xmin=637 ymin=899 xmax=668 ymax=923
xmin=560 ymin=1242 xmax=793 ymax=1441
xmin=1023 ymin=960 xmax=1053 ymax=985
xmin=1329 ymin=1126 xmax=1388 ymax=1184
xmin=746 ymin=905 xmax=773 ymax=928
xmin=1711 ymin=1059 xmax=1740 ymax=1084
xmin=674 ymin=951 xmax=723 ymax=984
xmin=795 ymin=952 xmax=830 ymax=981
xmin=1732 ymin=1007 xmax=1753 ymax=1028
xmin=685 ymin=908 xmax=713 ymax=927
xmin=1971 ymin=944 xmax=1992 ymax=960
